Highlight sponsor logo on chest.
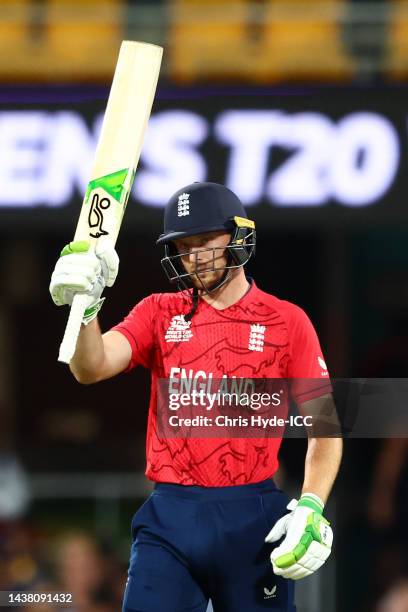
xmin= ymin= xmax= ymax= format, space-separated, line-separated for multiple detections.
xmin=165 ymin=318 xmax=269 ymax=349
xmin=165 ymin=315 xmax=193 ymax=342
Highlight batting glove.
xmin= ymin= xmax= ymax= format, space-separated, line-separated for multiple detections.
xmin=265 ymin=493 xmax=333 ymax=580
xmin=49 ymin=240 xmax=119 ymax=325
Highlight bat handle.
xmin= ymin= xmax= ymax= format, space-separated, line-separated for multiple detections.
xmin=58 ymin=293 xmax=90 ymax=364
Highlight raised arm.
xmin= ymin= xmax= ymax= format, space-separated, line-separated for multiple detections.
xmin=69 ymin=320 xmax=132 ymax=384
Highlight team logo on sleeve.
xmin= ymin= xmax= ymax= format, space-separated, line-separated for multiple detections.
xmin=165 ymin=315 xmax=193 ymax=342
xmin=248 ymin=324 xmax=265 ymax=352
xmin=318 ymin=356 xmax=329 ymax=376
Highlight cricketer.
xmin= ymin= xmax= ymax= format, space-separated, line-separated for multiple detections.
xmin=50 ymin=181 xmax=343 ymax=612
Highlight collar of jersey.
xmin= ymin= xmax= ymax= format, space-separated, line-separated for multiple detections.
xmin=196 ymin=276 xmax=256 ymax=314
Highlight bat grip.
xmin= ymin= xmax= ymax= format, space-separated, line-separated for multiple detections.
xmin=58 ymin=293 xmax=90 ymax=364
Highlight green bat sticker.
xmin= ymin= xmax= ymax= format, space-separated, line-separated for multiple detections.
xmin=85 ymin=168 xmax=133 ymax=238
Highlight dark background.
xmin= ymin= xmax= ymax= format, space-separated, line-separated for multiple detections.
xmin=1 ymin=24 xmax=408 ymax=612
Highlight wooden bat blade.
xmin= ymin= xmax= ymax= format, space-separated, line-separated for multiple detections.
xmin=58 ymin=41 xmax=163 ymax=364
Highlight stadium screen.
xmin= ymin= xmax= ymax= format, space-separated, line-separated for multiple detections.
xmin=0 ymin=85 xmax=406 ymax=232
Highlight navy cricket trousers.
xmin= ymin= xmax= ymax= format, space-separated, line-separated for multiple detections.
xmin=122 ymin=479 xmax=296 ymax=612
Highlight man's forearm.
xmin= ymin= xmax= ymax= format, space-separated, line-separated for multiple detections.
xmin=69 ymin=318 xmax=105 ymax=384
xmin=301 ymin=437 xmax=343 ymax=504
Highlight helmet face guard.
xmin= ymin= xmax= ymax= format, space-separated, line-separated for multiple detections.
xmin=160 ymin=217 xmax=256 ymax=294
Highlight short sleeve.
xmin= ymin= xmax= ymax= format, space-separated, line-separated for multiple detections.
xmin=111 ymin=295 xmax=157 ymax=370
xmin=286 ymin=304 xmax=332 ymax=403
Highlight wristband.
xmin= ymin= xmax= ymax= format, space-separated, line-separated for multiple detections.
xmin=298 ymin=493 xmax=325 ymax=514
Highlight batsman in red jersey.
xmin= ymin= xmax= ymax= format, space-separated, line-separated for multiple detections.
xmin=50 ymin=182 xmax=343 ymax=612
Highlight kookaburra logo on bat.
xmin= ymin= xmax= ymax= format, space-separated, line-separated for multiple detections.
xmin=88 ymin=192 xmax=110 ymax=238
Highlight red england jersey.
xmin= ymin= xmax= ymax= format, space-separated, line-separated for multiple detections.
xmin=112 ymin=281 xmax=330 ymax=487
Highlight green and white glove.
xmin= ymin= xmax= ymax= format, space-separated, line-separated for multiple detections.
xmin=49 ymin=240 xmax=119 ymax=325
xmin=265 ymin=493 xmax=333 ymax=580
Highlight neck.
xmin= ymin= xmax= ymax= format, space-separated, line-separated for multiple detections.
xmin=200 ymin=270 xmax=250 ymax=310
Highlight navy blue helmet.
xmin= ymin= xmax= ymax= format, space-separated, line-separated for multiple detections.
xmin=157 ymin=182 xmax=256 ymax=294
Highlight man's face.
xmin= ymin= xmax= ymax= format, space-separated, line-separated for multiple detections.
xmin=173 ymin=231 xmax=231 ymax=289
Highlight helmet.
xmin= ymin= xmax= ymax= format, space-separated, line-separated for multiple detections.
xmin=157 ymin=182 xmax=256 ymax=293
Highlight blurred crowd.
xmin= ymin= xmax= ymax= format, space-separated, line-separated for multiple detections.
xmin=0 ymin=521 xmax=126 ymax=612
xmin=366 ymin=440 xmax=408 ymax=612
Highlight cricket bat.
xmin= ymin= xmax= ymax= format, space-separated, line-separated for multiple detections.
xmin=58 ymin=41 xmax=163 ymax=364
